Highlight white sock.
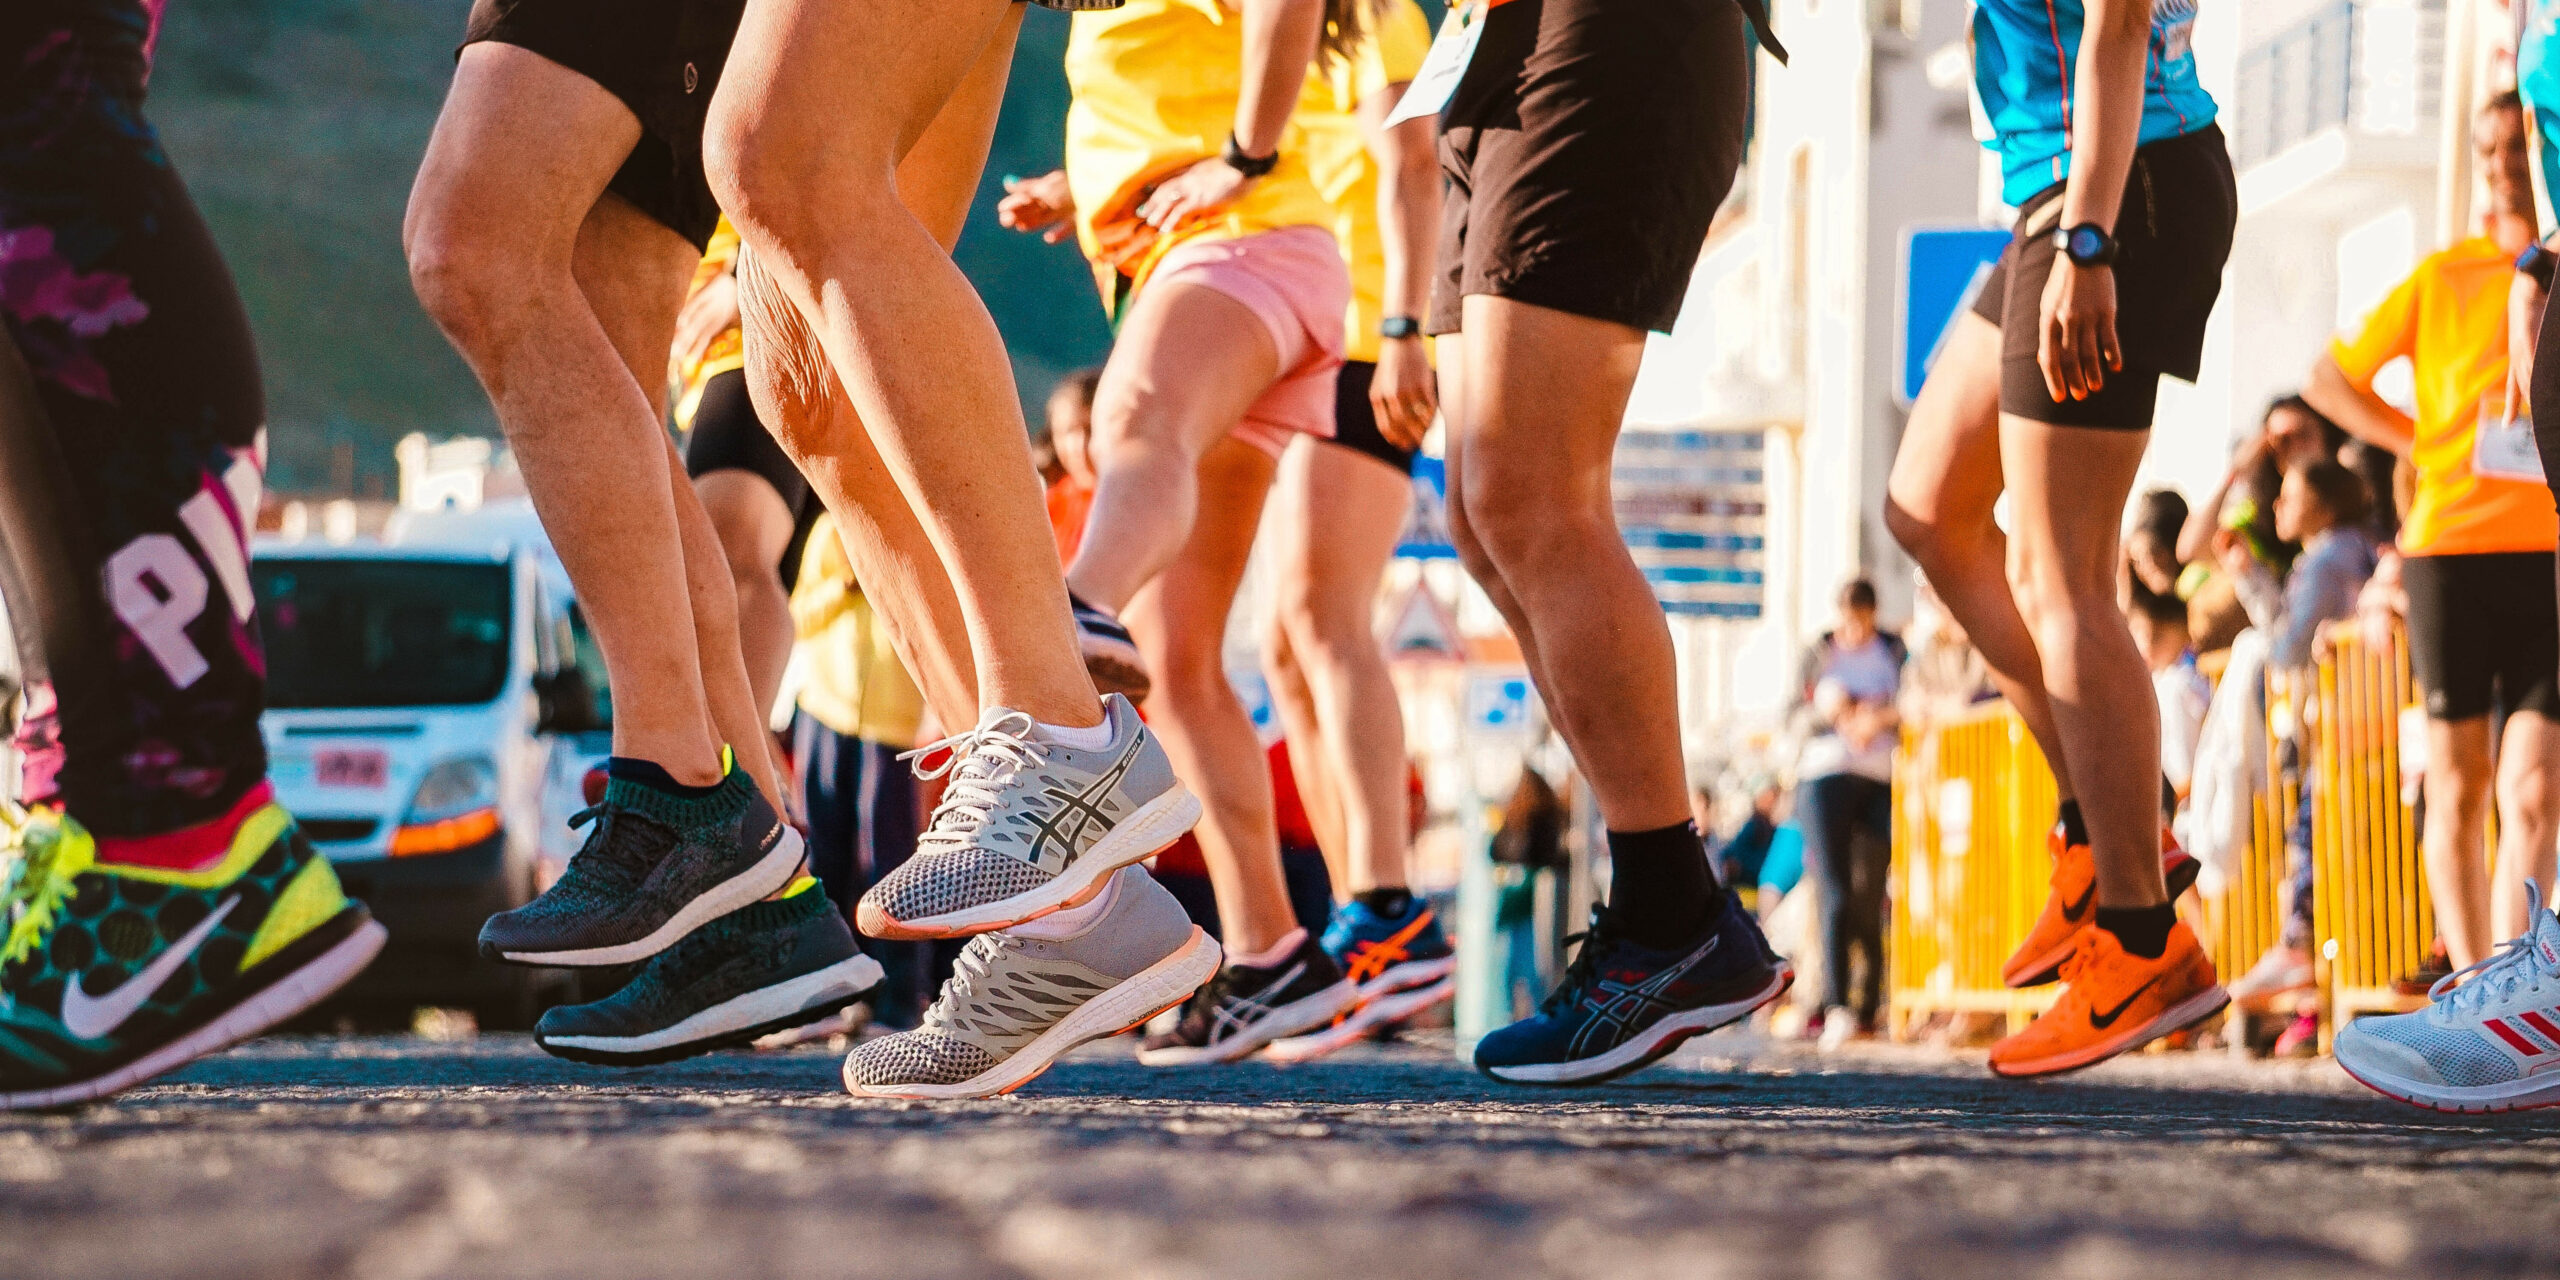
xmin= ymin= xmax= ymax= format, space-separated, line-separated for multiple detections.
xmin=1231 ymin=927 xmax=1306 ymax=970
xmin=1013 ymin=869 xmax=1123 ymax=939
xmin=1035 ymin=714 xmax=1113 ymax=751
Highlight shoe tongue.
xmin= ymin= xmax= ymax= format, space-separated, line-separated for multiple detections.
xmin=2531 ymin=905 xmax=2560 ymax=969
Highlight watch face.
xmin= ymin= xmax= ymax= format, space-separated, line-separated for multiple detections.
xmin=2067 ymin=226 xmax=2108 ymax=262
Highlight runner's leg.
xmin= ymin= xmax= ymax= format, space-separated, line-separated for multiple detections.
xmin=2492 ymin=711 xmax=2560 ymax=941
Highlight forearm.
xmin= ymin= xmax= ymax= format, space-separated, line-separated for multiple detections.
xmin=2304 ymin=354 xmax=2417 ymax=456
xmin=2178 ymin=465 xmax=2242 ymax=564
xmin=1236 ymin=0 xmax=1326 ymax=155
xmin=1372 ymin=107 xmax=1439 ymax=319
xmin=2057 ymin=0 xmax=2153 ymax=234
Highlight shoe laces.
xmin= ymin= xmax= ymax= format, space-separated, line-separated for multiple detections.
xmin=902 ymin=709 xmax=1053 ymax=857
xmin=0 ymin=802 xmax=83 ymax=968
xmin=1542 ymin=908 xmax=1619 ymax=1016
xmin=2434 ymin=882 xmax=2559 ymax=1016
xmin=921 ymin=934 xmax=1021 ymax=1039
xmin=555 ymin=803 xmax=654 ymax=898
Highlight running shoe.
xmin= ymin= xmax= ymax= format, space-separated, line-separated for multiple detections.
xmin=1138 ymin=929 xmax=1361 ymax=1065
xmin=845 ymin=866 xmax=1219 ymax=1098
xmin=1987 ymin=920 xmax=2227 ymax=1077
xmin=533 ymin=878 xmax=883 ymax=1066
xmin=2333 ymin=882 xmax=2560 ymax=1113
xmin=0 ymin=795 xmax=387 ymax=1110
xmin=856 ymin=697 xmax=1200 ymax=940
xmin=2003 ymin=827 xmax=2202 ymax=989
xmin=1263 ymin=895 xmax=1456 ymax=1064
xmin=480 ymin=752 xmax=803 ymax=967
xmin=1069 ymin=592 xmax=1151 ymax=700
xmin=1473 ymin=893 xmax=1793 ymax=1086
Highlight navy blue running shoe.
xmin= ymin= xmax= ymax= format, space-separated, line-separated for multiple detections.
xmin=1473 ymin=894 xmax=1791 ymax=1085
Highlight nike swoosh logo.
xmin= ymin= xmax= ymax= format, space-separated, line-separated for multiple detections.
xmin=2086 ymin=972 xmax=2162 ymax=1031
xmin=60 ymin=895 xmax=239 ymax=1041
xmin=2062 ymin=882 xmax=2095 ymax=922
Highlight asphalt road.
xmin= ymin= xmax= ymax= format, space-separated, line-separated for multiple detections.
xmin=4 ymin=1031 xmax=2555 ymax=1280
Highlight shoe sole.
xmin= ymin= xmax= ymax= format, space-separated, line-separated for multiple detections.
xmin=1987 ymin=984 xmax=2231 ymax=1078
xmin=490 ymin=828 xmax=807 ymax=968
xmin=2004 ymin=854 xmax=2204 ymax=990
xmin=1264 ymin=974 xmax=1456 ymax=1064
xmin=1352 ymin=955 xmax=1459 ymax=1002
xmin=2335 ymin=1047 xmax=2560 ymax=1114
xmin=1136 ymin=976 xmax=1365 ymax=1066
xmin=536 ymin=953 xmax=887 ymax=1067
xmin=1081 ymin=635 xmax=1153 ymax=701
xmin=857 ymin=784 xmax=1202 ymax=941
xmin=1 ymin=912 xmax=388 ymax=1112
xmin=1480 ymin=964 xmax=1794 ymax=1086
xmin=845 ymin=927 xmax=1223 ymax=1099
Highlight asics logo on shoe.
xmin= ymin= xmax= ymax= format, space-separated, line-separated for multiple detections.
xmin=1210 ymin=963 xmax=1307 ymax=1042
xmin=2061 ymin=882 xmax=2095 ymax=922
xmin=2086 ymin=973 xmax=2162 ymax=1031
xmin=1568 ymin=937 xmax=1715 ymax=1057
xmin=1021 ymin=745 xmax=1138 ymax=874
xmin=59 ymin=895 xmax=238 ymax=1040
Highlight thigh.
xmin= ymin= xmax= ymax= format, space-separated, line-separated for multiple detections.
xmin=572 ymin=192 xmax=702 ymax=410
xmin=1997 ymin=418 xmax=2150 ymax=592
xmin=408 ymin=42 xmax=647 ymax=267
xmin=711 ymin=0 xmax=1020 ymax=187
xmin=684 ymin=368 xmax=812 ymax=513
xmin=1096 ymin=281 xmax=1285 ymax=463
xmin=1447 ymin=295 xmax=1646 ymax=513
xmin=1269 ymin=435 xmax=1415 ymax=629
xmin=1887 ymin=313 xmax=2006 ymax=531
xmin=1123 ymin=439 xmax=1278 ymax=663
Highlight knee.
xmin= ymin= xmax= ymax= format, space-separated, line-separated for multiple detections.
xmin=1884 ymin=499 xmax=1957 ymax=571
xmin=1446 ymin=502 xmax=1502 ymax=588
xmin=1458 ymin=484 xmax=1597 ymax=575
xmin=1086 ymin=382 xmax=1198 ymax=481
xmin=2498 ymin=762 xmax=2555 ymax=827
xmin=1146 ymin=632 xmax=1234 ymax=717
xmin=704 ymin=107 xmax=894 ymax=264
xmin=404 ymin=212 xmax=542 ymax=358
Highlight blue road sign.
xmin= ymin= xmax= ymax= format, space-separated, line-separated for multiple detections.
xmin=1898 ymin=226 xmax=2012 ymax=406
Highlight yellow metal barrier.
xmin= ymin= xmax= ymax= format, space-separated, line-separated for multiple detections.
xmin=2308 ymin=627 xmax=2432 ymax=1044
xmin=2201 ymin=669 xmax=2292 ymax=991
xmin=1888 ymin=702 xmax=2057 ymax=1037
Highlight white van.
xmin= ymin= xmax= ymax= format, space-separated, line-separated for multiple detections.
xmin=252 ymin=508 xmax=604 ymax=1024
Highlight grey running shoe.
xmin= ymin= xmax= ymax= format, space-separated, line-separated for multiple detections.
xmin=1136 ymin=932 xmax=1360 ymax=1065
xmin=535 ymin=883 xmax=882 ymax=1066
xmin=855 ymin=695 xmax=1199 ymax=940
xmin=481 ymin=764 xmax=803 ymax=967
xmin=1070 ymin=593 xmax=1151 ymax=699
xmin=844 ymin=866 xmax=1219 ymax=1099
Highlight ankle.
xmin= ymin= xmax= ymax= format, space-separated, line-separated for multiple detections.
xmin=1353 ymin=887 xmax=1414 ymax=918
xmin=1229 ymin=926 xmax=1307 ymax=969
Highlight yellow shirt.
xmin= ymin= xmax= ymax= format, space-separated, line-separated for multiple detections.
xmin=671 ymin=217 xmax=745 ymax=431
xmin=2330 ymin=236 xmax=2558 ymax=557
xmin=1065 ymin=0 xmax=1337 ymax=307
xmin=789 ymin=513 xmax=927 ymax=749
xmin=1297 ymin=0 xmax=1434 ymax=363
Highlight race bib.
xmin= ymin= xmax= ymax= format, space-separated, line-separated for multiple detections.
xmin=1383 ymin=1 xmax=1487 ymax=128
xmin=2474 ymin=395 xmax=2548 ymax=483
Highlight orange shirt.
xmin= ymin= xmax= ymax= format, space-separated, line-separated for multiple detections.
xmin=1046 ymin=476 xmax=1096 ymax=567
xmin=2330 ymin=236 xmax=2559 ymax=557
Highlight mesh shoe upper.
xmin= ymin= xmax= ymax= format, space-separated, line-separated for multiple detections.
xmin=535 ymin=885 xmax=859 ymax=1040
xmin=1472 ymin=894 xmax=1783 ymax=1073
xmin=482 ymin=767 xmax=781 ymax=954
xmin=863 ymin=696 xmax=1176 ymax=924
xmin=1321 ymin=897 xmax=1454 ymax=990
xmin=2336 ymin=885 xmax=2560 ymax=1091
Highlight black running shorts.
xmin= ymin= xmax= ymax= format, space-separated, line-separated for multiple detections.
xmin=461 ymin=0 xmax=744 ymax=249
xmin=1326 ymin=361 xmax=1416 ymax=476
xmin=2401 ymin=551 xmax=2560 ymax=723
xmin=1428 ymin=0 xmax=1755 ymax=337
xmin=682 ymin=368 xmax=825 ymax=587
xmin=1969 ymin=125 xmax=2237 ymax=430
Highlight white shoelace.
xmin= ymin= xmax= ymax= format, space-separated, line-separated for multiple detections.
xmin=899 ymin=709 xmax=1053 ymax=857
xmin=2434 ymin=881 xmax=2560 ymax=1016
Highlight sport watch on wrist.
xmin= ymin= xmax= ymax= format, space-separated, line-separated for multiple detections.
xmin=1380 ymin=316 xmax=1422 ymax=340
xmin=2053 ymin=222 xmax=2119 ymax=268
xmin=2520 ymin=242 xmax=2559 ymax=289
xmin=1220 ymin=132 xmax=1279 ymax=179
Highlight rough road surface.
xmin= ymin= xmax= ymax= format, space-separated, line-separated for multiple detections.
xmin=3 ymin=1031 xmax=2554 ymax=1280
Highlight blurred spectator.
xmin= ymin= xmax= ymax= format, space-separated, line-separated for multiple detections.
xmin=2306 ymin=96 xmax=2560 ymax=970
xmin=2125 ymin=488 xmax=2189 ymax=605
xmin=1043 ymin=366 xmax=1103 ymax=564
xmin=2128 ymin=587 xmax=2209 ymax=803
xmin=1713 ymin=778 xmax=1785 ymax=909
xmin=1491 ymin=767 xmax=1569 ymax=1019
xmin=2225 ymin=458 xmax=2382 ymax=673
xmin=1900 ymin=575 xmax=1996 ymax=727
xmin=1791 ymin=579 xmax=1904 ymax=1044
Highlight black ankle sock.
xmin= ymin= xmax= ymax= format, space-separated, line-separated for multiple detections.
xmin=606 ymin=756 xmax=724 ymax=800
xmin=1603 ymin=821 xmax=1721 ymax=948
xmin=2058 ymin=799 xmax=2089 ymax=849
xmin=2096 ymin=904 xmax=2176 ymax=959
xmin=1354 ymin=887 xmax=1414 ymax=919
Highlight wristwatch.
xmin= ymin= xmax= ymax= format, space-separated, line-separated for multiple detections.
xmin=1380 ymin=316 xmax=1423 ymax=340
xmin=2052 ymin=222 xmax=2120 ymax=268
xmin=2520 ymin=241 xmax=2559 ymax=289
xmin=1220 ymin=132 xmax=1279 ymax=179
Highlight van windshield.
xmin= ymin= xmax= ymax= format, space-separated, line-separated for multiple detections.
xmin=254 ymin=558 xmax=511 ymax=709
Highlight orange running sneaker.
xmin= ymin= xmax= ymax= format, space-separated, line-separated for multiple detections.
xmin=1988 ymin=921 xmax=2227 ymax=1078
xmin=2001 ymin=827 xmax=2201 ymax=989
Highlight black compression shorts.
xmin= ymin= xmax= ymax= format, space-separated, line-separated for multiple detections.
xmin=1969 ymin=126 xmax=2237 ymax=430
xmin=1327 ymin=361 xmax=1416 ymax=476
xmin=682 ymin=368 xmax=825 ymax=587
xmin=2401 ymin=551 xmax=2560 ymax=723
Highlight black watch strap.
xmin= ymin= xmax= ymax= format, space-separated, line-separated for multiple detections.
xmin=2053 ymin=222 xmax=2119 ymax=268
xmin=1380 ymin=316 xmax=1422 ymax=340
xmin=2521 ymin=243 xmax=2559 ymax=289
xmin=1221 ymin=132 xmax=1279 ymax=179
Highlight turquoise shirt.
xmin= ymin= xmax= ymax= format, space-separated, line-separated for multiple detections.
xmin=1972 ymin=0 xmax=2220 ymax=206
xmin=2521 ymin=0 xmax=2560 ymax=208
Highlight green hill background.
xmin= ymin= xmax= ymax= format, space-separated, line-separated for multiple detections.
xmin=151 ymin=0 xmax=1114 ymax=496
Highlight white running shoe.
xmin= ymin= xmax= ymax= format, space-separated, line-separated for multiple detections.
xmin=2334 ymin=881 xmax=2560 ymax=1114
xmin=843 ymin=867 xmax=1219 ymax=1099
xmin=856 ymin=696 xmax=1200 ymax=940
